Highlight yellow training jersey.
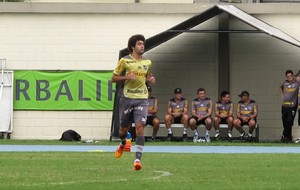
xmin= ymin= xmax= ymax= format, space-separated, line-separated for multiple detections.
xmin=113 ymin=55 xmax=152 ymax=99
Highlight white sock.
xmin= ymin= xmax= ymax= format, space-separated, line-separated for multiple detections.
xmin=167 ymin=128 xmax=172 ymax=134
xmin=193 ymin=130 xmax=199 ymax=136
xmin=183 ymin=128 xmax=187 ymax=135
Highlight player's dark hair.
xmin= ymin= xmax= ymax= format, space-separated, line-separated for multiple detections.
xmin=221 ymin=91 xmax=230 ymax=98
xmin=197 ymin=88 xmax=205 ymax=94
xmin=127 ymin=34 xmax=145 ymax=53
xmin=285 ymin=70 xmax=293 ymax=76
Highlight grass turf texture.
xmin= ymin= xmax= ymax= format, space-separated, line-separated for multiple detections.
xmin=1 ymin=151 xmax=300 ymax=190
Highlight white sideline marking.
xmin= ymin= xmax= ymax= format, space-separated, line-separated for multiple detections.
xmin=147 ymin=170 xmax=172 ymax=180
xmin=18 ymin=170 xmax=171 ymax=187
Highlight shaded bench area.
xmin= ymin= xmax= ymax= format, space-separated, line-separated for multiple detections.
xmin=131 ymin=123 xmax=259 ymax=142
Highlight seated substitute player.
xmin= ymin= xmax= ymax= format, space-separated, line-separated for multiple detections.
xmin=214 ymin=91 xmax=234 ymax=140
xmin=165 ymin=88 xmax=189 ymax=141
xmin=233 ymin=91 xmax=258 ymax=141
xmin=189 ymin=88 xmax=213 ymax=142
xmin=146 ymin=86 xmax=160 ymax=141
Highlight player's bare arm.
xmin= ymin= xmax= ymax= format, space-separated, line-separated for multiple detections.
xmin=111 ymin=72 xmax=136 ymax=82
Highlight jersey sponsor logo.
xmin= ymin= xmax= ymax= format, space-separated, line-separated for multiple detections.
xmin=127 ymin=89 xmax=145 ymax=94
xmin=241 ymin=110 xmax=252 ymax=115
xmin=131 ymin=71 xmax=146 ymax=77
xmin=197 ymin=107 xmax=207 ymax=111
xmin=285 ymin=88 xmax=296 ymax=93
xmin=220 ymin=110 xmax=229 ymax=114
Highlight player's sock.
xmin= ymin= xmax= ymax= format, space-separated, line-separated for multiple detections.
xmin=152 ymin=131 xmax=157 ymax=139
xmin=119 ymin=132 xmax=127 ymax=146
xmin=193 ymin=130 xmax=199 ymax=137
xmin=135 ymin=136 xmax=144 ymax=160
xmin=183 ymin=128 xmax=187 ymax=135
xmin=206 ymin=130 xmax=210 ymax=136
xmin=167 ymin=128 xmax=172 ymax=134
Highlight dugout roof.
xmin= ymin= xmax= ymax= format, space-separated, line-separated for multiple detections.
xmin=112 ymin=5 xmax=300 ymax=139
xmin=119 ymin=4 xmax=300 ymax=58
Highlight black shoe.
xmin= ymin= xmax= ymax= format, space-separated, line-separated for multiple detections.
xmin=166 ymin=134 xmax=173 ymax=141
xmin=182 ymin=134 xmax=188 ymax=142
xmin=150 ymin=137 xmax=157 ymax=142
xmin=281 ymin=136 xmax=292 ymax=143
xmin=286 ymin=137 xmax=292 ymax=143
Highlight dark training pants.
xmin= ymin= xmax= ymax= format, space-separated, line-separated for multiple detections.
xmin=281 ymin=106 xmax=297 ymax=140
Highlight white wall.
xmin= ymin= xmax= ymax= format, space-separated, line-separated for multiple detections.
xmin=13 ymin=111 xmax=112 ymax=140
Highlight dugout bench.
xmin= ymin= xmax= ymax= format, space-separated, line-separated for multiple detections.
xmin=131 ymin=123 xmax=259 ymax=142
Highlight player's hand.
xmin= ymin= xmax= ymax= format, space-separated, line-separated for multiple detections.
xmin=126 ymin=72 xmax=136 ymax=80
xmin=147 ymin=73 xmax=156 ymax=84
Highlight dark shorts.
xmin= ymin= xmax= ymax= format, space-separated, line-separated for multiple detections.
xmin=237 ymin=118 xmax=256 ymax=126
xmin=220 ymin=118 xmax=228 ymax=124
xmin=119 ymin=97 xmax=148 ymax=128
xmin=173 ymin=116 xmax=182 ymax=124
xmin=188 ymin=116 xmax=207 ymax=126
xmin=146 ymin=115 xmax=158 ymax=126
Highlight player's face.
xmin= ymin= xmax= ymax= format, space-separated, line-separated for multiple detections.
xmin=175 ymin=93 xmax=182 ymax=99
xmin=241 ymin=95 xmax=248 ymax=102
xmin=133 ymin=40 xmax=145 ymax=55
xmin=222 ymin=94 xmax=230 ymax=103
xmin=198 ymin=91 xmax=206 ymax=100
xmin=286 ymin=73 xmax=294 ymax=82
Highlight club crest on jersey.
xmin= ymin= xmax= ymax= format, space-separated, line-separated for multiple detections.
xmin=143 ymin=65 xmax=148 ymax=70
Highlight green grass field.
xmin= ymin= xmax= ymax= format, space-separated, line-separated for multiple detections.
xmin=1 ymin=140 xmax=300 ymax=190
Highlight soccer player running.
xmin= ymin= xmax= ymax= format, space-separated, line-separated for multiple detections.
xmin=280 ymin=70 xmax=299 ymax=143
xmin=213 ymin=91 xmax=234 ymax=141
xmin=112 ymin=34 xmax=155 ymax=170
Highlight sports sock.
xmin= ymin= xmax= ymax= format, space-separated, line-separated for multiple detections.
xmin=167 ymin=128 xmax=172 ymax=134
xmin=193 ymin=130 xmax=199 ymax=137
xmin=152 ymin=131 xmax=157 ymax=138
xmin=215 ymin=130 xmax=219 ymax=134
xmin=135 ymin=136 xmax=145 ymax=161
xmin=119 ymin=132 xmax=127 ymax=146
xmin=183 ymin=128 xmax=187 ymax=135
xmin=206 ymin=130 xmax=210 ymax=136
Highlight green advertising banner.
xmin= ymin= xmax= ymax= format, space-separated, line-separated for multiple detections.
xmin=14 ymin=70 xmax=115 ymax=110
